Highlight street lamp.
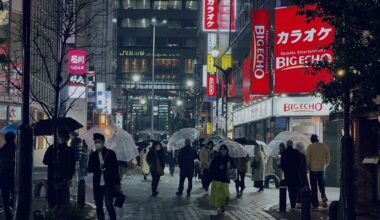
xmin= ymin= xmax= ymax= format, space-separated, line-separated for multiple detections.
xmin=176 ymin=99 xmax=183 ymax=106
xmin=186 ymin=79 xmax=194 ymax=88
xmin=140 ymin=99 xmax=147 ymax=105
xmin=151 ymin=18 xmax=167 ymax=133
xmin=132 ymin=74 xmax=141 ymax=83
xmin=210 ymin=47 xmax=232 ymax=137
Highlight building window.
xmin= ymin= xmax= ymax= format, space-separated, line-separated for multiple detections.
xmin=136 ymin=0 xmax=151 ymax=9
xmin=121 ymin=37 xmax=136 ymax=46
xmin=167 ymin=20 xmax=181 ymax=29
xmin=121 ymin=18 xmax=136 ymax=27
xmin=135 ymin=18 xmax=151 ymax=28
xmin=168 ymin=1 xmax=182 ymax=10
xmin=185 ymin=59 xmax=194 ymax=73
xmin=154 ymin=0 xmax=168 ymax=10
xmin=122 ymin=0 xmax=136 ymax=9
xmin=155 ymin=59 xmax=181 ymax=68
xmin=184 ymin=38 xmax=197 ymax=47
xmin=184 ymin=19 xmax=196 ymax=29
xmin=186 ymin=1 xmax=197 ymax=10
xmin=121 ymin=58 xmax=150 ymax=73
xmin=167 ymin=38 xmax=182 ymax=47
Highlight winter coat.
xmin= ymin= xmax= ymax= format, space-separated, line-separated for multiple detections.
xmin=234 ymin=156 xmax=249 ymax=173
xmin=280 ymin=146 xmax=301 ymax=187
xmin=43 ymin=144 xmax=76 ymax=204
xmin=199 ymin=147 xmax=212 ymax=169
xmin=139 ymin=148 xmax=150 ymax=175
xmin=0 ymin=141 xmax=15 ymax=188
xmin=209 ymin=154 xmax=235 ymax=183
xmin=178 ymin=145 xmax=198 ymax=177
xmin=88 ymin=148 xmax=120 ymax=198
xmin=306 ymin=142 xmax=330 ymax=171
xmin=299 ymin=153 xmax=309 ymax=187
xmin=252 ymin=150 xmax=266 ymax=181
xmin=147 ymin=148 xmax=166 ymax=175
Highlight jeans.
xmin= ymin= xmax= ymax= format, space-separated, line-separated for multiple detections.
xmin=178 ymin=175 xmax=193 ymax=194
xmin=151 ymin=173 xmax=161 ymax=193
xmin=234 ymin=172 xmax=246 ymax=192
xmin=95 ymin=186 xmax=116 ymax=220
xmin=1 ymin=186 xmax=13 ymax=220
xmin=201 ymin=169 xmax=211 ymax=191
xmin=310 ymin=171 xmax=327 ymax=207
xmin=288 ymin=185 xmax=299 ymax=208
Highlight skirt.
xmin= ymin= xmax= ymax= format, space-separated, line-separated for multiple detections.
xmin=209 ymin=180 xmax=230 ymax=208
xmin=254 ymin=181 xmax=264 ymax=188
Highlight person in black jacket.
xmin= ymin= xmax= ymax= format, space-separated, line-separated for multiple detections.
xmin=209 ymin=144 xmax=235 ymax=214
xmin=43 ymin=129 xmax=76 ymax=219
xmin=0 ymin=132 xmax=16 ymax=220
xmin=88 ymin=133 xmax=120 ymax=220
xmin=280 ymin=140 xmax=301 ymax=210
xmin=147 ymin=141 xmax=166 ymax=197
xmin=176 ymin=138 xmax=198 ymax=196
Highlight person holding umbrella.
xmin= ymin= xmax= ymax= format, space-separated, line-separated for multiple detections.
xmin=147 ymin=141 xmax=166 ymax=197
xmin=139 ymin=146 xmax=150 ymax=180
xmin=209 ymin=144 xmax=235 ymax=215
xmin=251 ymin=144 xmax=266 ymax=192
xmin=88 ymin=133 xmax=120 ymax=220
xmin=200 ymin=141 xmax=214 ymax=193
xmin=176 ymin=138 xmax=198 ymax=196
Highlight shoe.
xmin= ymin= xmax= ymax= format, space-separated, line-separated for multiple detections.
xmin=176 ymin=191 xmax=183 ymax=196
xmin=322 ymin=198 xmax=328 ymax=208
xmin=152 ymin=191 xmax=159 ymax=197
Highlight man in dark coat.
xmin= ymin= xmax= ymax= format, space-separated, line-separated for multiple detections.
xmin=176 ymin=138 xmax=198 ymax=196
xmin=147 ymin=141 xmax=166 ymax=197
xmin=280 ymin=140 xmax=301 ymax=210
xmin=88 ymin=133 xmax=120 ymax=220
xmin=43 ymin=129 xmax=76 ymax=217
xmin=0 ymin=132 xmax=16 ymax=220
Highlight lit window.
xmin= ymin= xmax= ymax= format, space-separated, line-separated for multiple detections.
xmin=168 ymin=1 xmax=182 ymax=10
xmin=154 ymin=0 xmax=168 ymax=10
xmin=186 ymin=1 xmax=197 ymax=10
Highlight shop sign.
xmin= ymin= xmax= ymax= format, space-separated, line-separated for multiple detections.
xmin=96 ymin=82 xmax=106 ymax=109
xmin=202 ymin=65 xmax=207 ymax=87
xmin=233 ymin=98 xmax=272 ymax=126
xmin=203 ymin=0 xmax=218 ymax=31
xmin=207 ymin=33 xmax=217 ymax=52
xmin=206 ymin=122 xmax=213 ymax=135
xmin=0 ymin=105 xmax=7 ymax=120
xmin=251 ymin=10 xmax=270 ymax=95
xmin=9 ymin=105 xmax=21 ymax=121
xmin=203 ymin=0 xmax=236 ymax=32
xmin=274 ymin=6 xmax=334 ymax=93
xmin=119 ymin=49 xmax=183 ymax=58
xmin=218 ymin=0 xmax=236 ymax=31
xmin=207 ymin=54 xmax=216 ymax=73
xmin=273 ymin=96 xmax=331 ymax=116
xmin=206 ymin=73 xmax=217 ymax=100
xmin=105 ymin=91 xmax=112 ymax=114
xmin=116 ymin=113 xmax=123 ymax=129
xmin=68 ymin=50 xmax=86 ymax=74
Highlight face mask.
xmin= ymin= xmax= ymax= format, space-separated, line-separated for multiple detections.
xmin=95 ymin=143 xmax=103 ymax=150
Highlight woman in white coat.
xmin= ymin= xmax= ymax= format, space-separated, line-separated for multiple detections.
xmin=140 ymin=147 xmax=150 ymax=180
xmin=251 ymin=145 xmax=266 ymax=192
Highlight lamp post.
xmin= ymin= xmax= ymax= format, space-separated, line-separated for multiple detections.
xmin=210 ymin=47 xmax=232 ymax=137
xmin=150 ymin=18 xmax=167 ymax=134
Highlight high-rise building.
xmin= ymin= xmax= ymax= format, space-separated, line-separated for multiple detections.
xmin=115 ymin=0 xmax=199 ymax=136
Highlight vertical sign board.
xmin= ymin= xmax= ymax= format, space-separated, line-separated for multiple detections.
xmin=105 ymin=91 xmax=112 ymax=114
xmin=68 ymin=49 xmax=87 ymax=98
xmin=274 ymin=6 xmax=333 ymax=93
xmin=251 ymin=10 xmax=270 ymax=95
xmin=243 ymin=58 xmax=251 ymax=105
xmin=207 ymin=73 xmax=217 ymax=100
xmin=218 ymin=0 xmax=236 ymax=32
xmin=116 ymin=113 xmax=123 ymax=129
xmin=203 ymin=0 xmax=218 ymax=31
xmin=96 ymin=82 xmax=106 ymax=110
xmin=203 ymin=0 xmax=236 ymax=32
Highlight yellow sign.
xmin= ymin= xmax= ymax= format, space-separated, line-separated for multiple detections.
xmin=206 ymin=123 xmax=213 ymax=135
xmin=207 ymin=54 xmax=216 ymax=73
xmin=221 ymin=54 xmax=232 ymax=70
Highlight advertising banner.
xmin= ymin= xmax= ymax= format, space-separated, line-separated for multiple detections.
xmin=207 ymin=72 xmax=217 ymax=100
xmin=96 ymin=82 xmax=106 ymax=109
xmin=105 ymin=91 xmax=112 ymax=114
xmin=251 ymin=10 xmax=270 ymax=95
xmin=273 ymin=96 xmax=332 ymax=116
xmin=87 ymin=71 xmax=96 ymax=102
xmin=9 ymin=105 xmax=21 ymax=121
xmin=243 ymin=57 xmax=250 ymax=105
xmin=274 ymin=6 xmax=333 ymax=93
xmin=68 ymin=49 xmax=86 ymax=74
xmin=203 ymin=0 xmax=236 ymax=32
xmin=116 ymin=113 xmax=123 ymax=129
xmin=0 ymin=105 xmax=7 ymax=120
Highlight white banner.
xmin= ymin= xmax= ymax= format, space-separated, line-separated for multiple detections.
xmin=273 ymin=96 xmax=331 ymax=116
xmin=96 ymin=82 xmax=106 ymax=109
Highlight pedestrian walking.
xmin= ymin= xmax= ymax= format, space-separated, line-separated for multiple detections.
xmin=251 ymin=144 xmax=266 ymax=192
xmin=199 ymin=141 xmax=213 ymax=192
xmin=0 ymin=132 xmax=16 ymax=220
xmin=140 ymin=146 xmax=150 ymax=180
xmin=306 ymin=134 xmax=330 ymax=209
xmin=280 ymin=140 xmax=301 ymax=210
xmin=233 ymin=154 xmax=249 ymax=197
xmin=176 ymin=138 xmax=198 ymax=196
xmin=88 ymin=133 xmax=121 ymax=220
xmin=209 ymin=144 xmax=235 ymax=215
xmin=147 ymin=141 xmax=166 ymax=197
xmin=43 ymin=129 xmax=76 ymax=218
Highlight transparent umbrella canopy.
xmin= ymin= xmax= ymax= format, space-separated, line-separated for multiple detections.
xmin=245 ymin=140 xmax=268 ymax=157
xmin=167 ymin=128 xmax=200 ymax=151
xmin=81 ymin=125 xmax=139 ymax=162
xmin=267 ymin=131 xmax=311 ymax=157
xmin=213 ymin=141 xmax=249 ymax=158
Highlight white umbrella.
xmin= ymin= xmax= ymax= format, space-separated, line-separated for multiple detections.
xmin=267 ymin=131 xmax=311 ymax=157
xmin=81 ymin=125 xmax=139 ymax=162
xmin=167 ymin=128 xmax=200 ymax=151
xmin=214 ymin=141 xmax=248 ymax=158
xmin=244 ymin=141 xmax=268 ymax=157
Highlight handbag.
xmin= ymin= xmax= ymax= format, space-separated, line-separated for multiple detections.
xmin=114 ymin=191 xmax=126 ymax=208
xmin=227 ymin=167 xmax=237 ymax=180
xmin=251 ymin=159 xmax=259 ymax=169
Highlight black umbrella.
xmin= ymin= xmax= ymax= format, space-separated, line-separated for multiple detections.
xmin=234 ymin=137 xmax=258 ymax=146
xmin=33 ymin=117 xmax=83 ymax=136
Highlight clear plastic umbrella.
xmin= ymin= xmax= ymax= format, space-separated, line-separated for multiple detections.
xmin=267 ymin=131 xmax=311 ymax=157
xmin=81 ymin=125 xmax=139 ymax=162
xmin=167 ymin=128 xmax=200 ymax=151
xmin=245 ymin=141 xmax=268 ymax=157
xmin=213 ymin=141 xmax=248 ymax=158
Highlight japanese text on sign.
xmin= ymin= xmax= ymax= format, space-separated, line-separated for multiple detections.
xmin=277 ymin=27 xmax=332 ymax=44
